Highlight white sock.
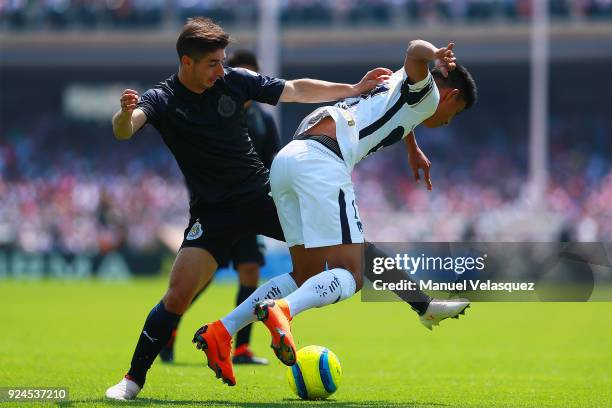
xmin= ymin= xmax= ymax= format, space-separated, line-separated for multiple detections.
xmin=221 ymin=273 xmax=297 ymax=335
xmin=285 ymin=268 xmax=356 ymax=317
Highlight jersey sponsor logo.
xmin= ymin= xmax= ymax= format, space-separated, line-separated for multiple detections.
xmin=186 ymin=221 xmax=203 ymax=240
xmin=218 ymin=94 xmax=237 ymax=118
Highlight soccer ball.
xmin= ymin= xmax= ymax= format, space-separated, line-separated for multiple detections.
xmin=286 ymin=345 xmax=342 ymax=400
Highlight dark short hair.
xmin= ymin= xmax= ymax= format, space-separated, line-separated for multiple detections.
xmin=176 ymin=17 xmax=230 ymax=61
xmin=432 ymin=64 xmax=478 ymax=109
xmin=227 ymin=49 xmax=259 ymax=71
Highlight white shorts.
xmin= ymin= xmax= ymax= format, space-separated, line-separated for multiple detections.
xmin=270 ymin=139 xmax=364 ymax=248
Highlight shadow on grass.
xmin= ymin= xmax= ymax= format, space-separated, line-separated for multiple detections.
xmin=57 ymin=398 xmax=449 ymax=407
xmin=159 ymin=361 xmax=277 ymax=368
xmin=159 ymin=361 xmax=207 ymax=367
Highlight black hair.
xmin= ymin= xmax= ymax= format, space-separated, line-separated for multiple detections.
xmin=227 ymin=49 xmax=259 ymax=71
xmin=431 ymin=64 xmax=477 ymax=109
xmin=176 ymin=17 xmax=230 ymax=61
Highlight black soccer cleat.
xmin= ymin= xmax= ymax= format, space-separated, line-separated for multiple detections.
xmin=159 ymin=346 xmax=174 ymax=363
xmin=159 ymin=329 xmax=177 ymax=363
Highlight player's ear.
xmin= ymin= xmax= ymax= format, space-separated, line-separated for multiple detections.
xmin=446 ymin=88 xmax=460 ymax=101
xmin=181 ymin=54 xmax=193 ymax=68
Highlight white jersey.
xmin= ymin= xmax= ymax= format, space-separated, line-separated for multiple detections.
xmin=294 ymin=68 xmax=439 ymax=170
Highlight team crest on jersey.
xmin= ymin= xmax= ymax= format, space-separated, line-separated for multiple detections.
xmin=186 ymin=221 xmax=203 ymax=240
xmin=218 ymin=95 xmax=237 ymax=118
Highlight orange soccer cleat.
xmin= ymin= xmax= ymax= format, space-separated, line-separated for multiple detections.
xmin=254 ymin=299 xmax=296 ymax=366
xmin=192 ymin=320 xmax=236 ymax=386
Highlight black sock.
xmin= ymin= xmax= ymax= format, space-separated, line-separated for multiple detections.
xmin=235 ymin=285 xmax=257 ymax=348
xmin=162 ymin=281 xmax=209 ymax=350
xmin=127 ymin=300 xmax=181 ymax=387
xmin=164 ymin=317 xmax=181 ymax=349
xmin=364 ymin=242 xmax=432 ymax=315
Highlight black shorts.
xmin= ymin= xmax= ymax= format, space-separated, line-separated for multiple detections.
xmin=216 ymin=235 xmax=265 ymax=269
xmin=180 ymin=192 xmax=284 ymax=266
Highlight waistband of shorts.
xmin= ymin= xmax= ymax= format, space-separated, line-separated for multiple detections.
xmin=294 ymin=133 xmax=343 ymax=160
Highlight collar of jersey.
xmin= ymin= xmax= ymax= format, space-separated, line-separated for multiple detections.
xmin=172 ymin=73 xmax=217 ymax=101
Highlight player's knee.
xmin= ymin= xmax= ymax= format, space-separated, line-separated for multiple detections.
xmin=237 ymin=262 xmax=260 ymax=286
xmin=291 ymin=269 xmax=312 ymax=287
xmin=333 ymin=258 xmax=363 ymax=291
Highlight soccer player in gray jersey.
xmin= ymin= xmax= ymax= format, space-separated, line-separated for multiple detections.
xmin=196 ymin=39 xmax=477 ymax=380
xmin=105 ymin=17 xmax=393 ymax=400
xmin=160 ymin=50 xmax=280 ymax=366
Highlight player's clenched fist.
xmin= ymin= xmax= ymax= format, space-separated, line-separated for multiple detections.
xmin=120 ymin=89 xmax=139 ymax=114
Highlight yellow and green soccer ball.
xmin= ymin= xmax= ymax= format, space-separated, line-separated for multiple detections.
xmin=286 ymin=345 xmax=342 ymax=400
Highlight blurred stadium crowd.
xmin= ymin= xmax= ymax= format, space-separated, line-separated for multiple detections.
xmin=1 ymin=1 xmax=611 ymax=258
xmin=1 ymin=0 xmax=611 ymax=30
xmin=1 ymin=108 xmax=610 ymax=254
xmin=0 ymin=113 xmax=188 ymax=254
xmin=353 ymin=115 xmax=612 ymax=243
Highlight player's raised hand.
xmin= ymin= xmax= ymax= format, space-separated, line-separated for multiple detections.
xmin=434 ymin=43 xmax=457 ymax=78
xmin=354 ymin=67 xmax=393 ymax=94
xmin=409 ymin=146 xmax=433 ymax=191
xmin=120 ymin=89 xmax=139 ymax=114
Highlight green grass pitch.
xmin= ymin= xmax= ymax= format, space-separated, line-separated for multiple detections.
xmin=1 ymin=278 xmax=611 ymax=407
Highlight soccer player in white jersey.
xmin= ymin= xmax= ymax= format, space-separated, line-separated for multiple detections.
xmin=194 ymin=40 xmax=477 ymax=382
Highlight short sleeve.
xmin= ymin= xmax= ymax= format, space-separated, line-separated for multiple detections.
xmin=401 ymin=70 xmax=439 ymax=115
xmin=137 ymin=88 xmax=165 ymax=128
xmin=405 ymin=69 xmax=433 ymax=91
xmin=227 ymin=67 xmax=286 ymax=106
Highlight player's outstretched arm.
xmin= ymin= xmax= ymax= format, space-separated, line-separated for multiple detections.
xmin=279 ymin=67 xmax=392 ymax=103
xmin=112 ymin=89 xmax=147 ymax=140
xmin=404 ymin=40 xmax=457 ymax=83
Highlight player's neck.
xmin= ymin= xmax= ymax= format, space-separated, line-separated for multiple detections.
xmin=177 ymin=69 xmax=210 ymax=94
